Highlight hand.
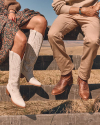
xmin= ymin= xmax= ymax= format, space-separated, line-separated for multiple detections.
xmin=94 ymin=2 xmax=100 ymax=11
xmin=81 ymin=6 xmax=98 ymax=17
xmin=8 ymin=12 xmax=16 ymax=23
xmin=93 ymin=2 xmax=100 ymax=12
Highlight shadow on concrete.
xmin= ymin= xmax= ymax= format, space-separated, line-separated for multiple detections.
xmin=19 ymin=84 xmax=100 ymax=101
xmin=34 ymin=56 xmax=54 ymax=70
xmin=55 ymin=85 xmax=72 ymax=100
xmin=20 ymin=84 xmax=72 ymax=101
xmin=89 ymin=84 xmax=100 ymax=99
xmin=89 ymin=84 xmax=100 ymax=91
xmin=20 ymin=85 xmax=49 ymax=101
xmin=26 ymin=115 xmax=36 ymax=120
xmin=92 ymin=55 xmax=100 ymax=69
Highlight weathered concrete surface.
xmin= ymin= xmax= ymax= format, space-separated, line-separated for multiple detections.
xmin=0 ymin=113 xmax=100 ymax=125
xmin=0 ymin=84 xmax=100 ymax=102
xmin=1 ymin=55 xmax=100 ymax=71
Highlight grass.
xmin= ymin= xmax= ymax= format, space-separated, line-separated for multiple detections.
xmin=1 ymin=46 xmax=100 ymax=116
xmin=0 ymin=99 xmax=100 ymax=116
xmin=0 ymin=70 xmax=100 ymax=115
xmin=0 ymin=70 xmax=100 ymax=85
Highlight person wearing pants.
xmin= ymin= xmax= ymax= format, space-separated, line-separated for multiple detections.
xmin=48 ymin=0 xmax=100 ymax=100
xmin=0 ymin=0 xmax=47 ymax=108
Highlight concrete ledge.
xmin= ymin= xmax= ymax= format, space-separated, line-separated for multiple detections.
xmin=23 ymin=26 xmax=84 ymax=40
xmin=1 ymin=55 xmax=100 ymax=71
xmin=0 ymin=113 xmax=100 ymax=125
xmin=0 ymin=84 xmax=100 ymax=102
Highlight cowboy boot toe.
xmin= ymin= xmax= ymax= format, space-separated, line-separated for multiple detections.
xmin=51 ymin=72 xmax=73 ymax=95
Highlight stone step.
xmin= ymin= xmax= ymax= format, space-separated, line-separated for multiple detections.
xmin=0 ymin=84 xmax=100 ymax=102
xmin=1 ymin=55 xmax=100 ymax=71
xmin=0 ymin=113 xmax=100 ymax=125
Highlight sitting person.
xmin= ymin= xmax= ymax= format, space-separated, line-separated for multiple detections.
xmin=48 ymin=0 xmax=100 ymax=100
xmin=0 ymin=0 xmax=47 ymax=108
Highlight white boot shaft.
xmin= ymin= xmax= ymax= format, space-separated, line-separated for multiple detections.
xmin=22 ymin=30 xmax=43 ymax=86
xmin=7 ymin=51 xmax=25 ymax=108
xmin=8 ymin=51 xmax=21 ymax=88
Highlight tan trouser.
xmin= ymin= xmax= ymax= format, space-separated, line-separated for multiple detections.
xmin=48 ymin=14 xmax=100 ymax=80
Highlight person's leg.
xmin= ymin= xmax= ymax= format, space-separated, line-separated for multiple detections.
xmin=20 ymin=15 xmax=47 ymax=86
xmin=77 ymin=16 xmax=100 ymax=100
xmin=21 ymin=15 xmax=47 ymax=35
xmin=11 ymin=30 xmax=27 ymax=59
xmin=48 ymin=14 xmax=78 ymax=95
xmin=6 ymin=30 xmax=27 ymax=108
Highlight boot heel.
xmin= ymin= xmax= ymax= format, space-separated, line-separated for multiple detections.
xmin=20 ymin=73 xmax=25 ymax=78
xmin=6 ymin=88 xmax=10 ymax=96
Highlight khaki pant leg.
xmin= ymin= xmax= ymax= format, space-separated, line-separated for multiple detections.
xmin=78 ymin=16 xmax=100 ymax=80
xmin=48 ymin=14 xmax=78 ymax=75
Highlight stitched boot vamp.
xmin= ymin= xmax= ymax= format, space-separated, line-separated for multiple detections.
xmin=78 ymin=77 xmax=90 ymax=100
xmin=51 ymin=72 xmax=73 ymax=95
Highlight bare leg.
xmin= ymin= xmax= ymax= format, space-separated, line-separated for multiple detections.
xmin=6 ymin=30 xmax=27 ymax=108
xmin=21 ymin=15 xmax=47 ymax=35
xmin=11 ymin=30 xmax=27 ymax=59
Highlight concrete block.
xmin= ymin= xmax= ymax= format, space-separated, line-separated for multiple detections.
xmin=0 ymin=84 xmax=100 ymax=101
xmin=0 ymin=113 xmax=100 ymax=125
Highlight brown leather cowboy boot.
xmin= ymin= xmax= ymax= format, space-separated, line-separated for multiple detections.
xmin=51 ymin=72 xmax=73 ymax=95
xmin=77 ymin=77 xmax=90 ymax=100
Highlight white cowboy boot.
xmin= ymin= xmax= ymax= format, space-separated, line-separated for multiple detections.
xmin=6 ymin=51 xmax=25 ymax=108
xmin=21 ymin=30 xmax=43 ymax=87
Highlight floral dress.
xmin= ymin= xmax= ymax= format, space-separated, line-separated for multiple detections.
xmin=0 ymin=0 xmax=44 ymax=64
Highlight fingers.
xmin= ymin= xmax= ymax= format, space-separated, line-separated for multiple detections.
xmin=95 ymin=11 xmax=99 ymax=17
xmin=94 ymin=15 xmax=99 ymax=18
xmin=8 ymin=13 xmax=17 ymax=23
xmin=93 ymin=11 xmax=99 ymax=18
xmin=11 ymin=17 xmax=16 ymax=23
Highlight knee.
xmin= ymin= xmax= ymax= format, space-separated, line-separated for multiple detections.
xmin=84 ymin=36 xmax=100 ymax=48
xmin=48 ymin=29 xmax=63 ymax=44
xmin=48 ymin=29 xmax=54 ymax=42
xmin=19 ymin=36 xmax=27 ymax=48
xmin=34 ymin=16 xmax=47 ymax=29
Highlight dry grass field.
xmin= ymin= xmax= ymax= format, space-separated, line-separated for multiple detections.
xmin=0 ymin=99 xmax=97 ymax=115
xmin=0 ymin=42 xmax=100 ymax=115
xmin=39 ymin=46 xmax=100 ymax=56
xmin=0 ymin=70 xmax=100 ymax=86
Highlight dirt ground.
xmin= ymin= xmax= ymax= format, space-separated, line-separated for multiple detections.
xmin=39 ymin=46 xmax=100 ymax=55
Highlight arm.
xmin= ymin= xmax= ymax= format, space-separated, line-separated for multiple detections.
xmin=79 ymin=2 xmax=100 ymax=17
xmin=69 ymin=6 xmax=98 ymax=17
xmin=5 ymin=0 xmax=21 ymax=12
xmin=52 ymin=0 xmax=99 ymax=17
xmin=5 ymin=0 xmax=21 ymax=22
xmin=52 ymin=0 xmax=71 ymax=15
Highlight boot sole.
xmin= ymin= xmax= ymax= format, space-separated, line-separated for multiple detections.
xmin=51 ymin=83 xmax=72 ymax=95
xmin=28 ymin=82 xmax=41 ymax=87
xmin=79 ymin=93 xmax=90 ymax=101
xmin=6 ymin=88 xmax=25 ymax=108
xmin=51 ymin=89 xmax=65 ymax=95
